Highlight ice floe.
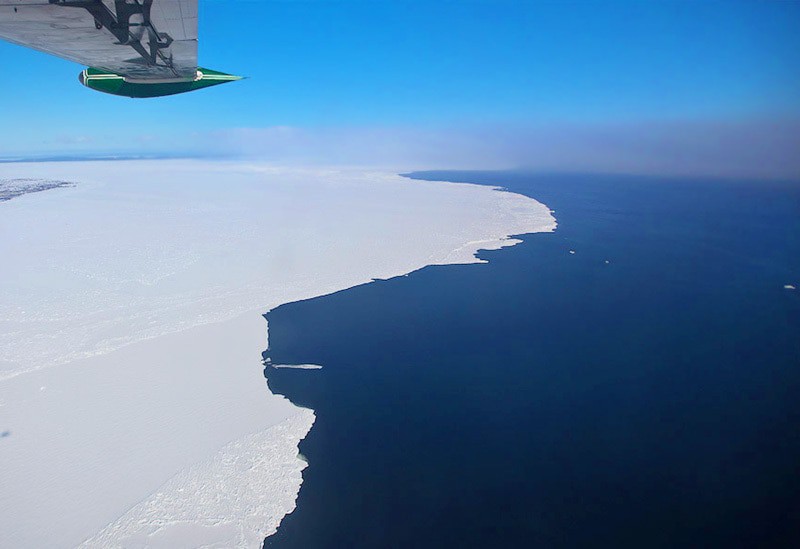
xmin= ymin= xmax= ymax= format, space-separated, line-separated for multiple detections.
xmin=270 ymin=364 xmax=324 ymax=370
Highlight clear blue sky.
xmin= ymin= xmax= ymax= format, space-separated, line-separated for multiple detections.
xmin=1 ymin=0 xmax=798 ymax=171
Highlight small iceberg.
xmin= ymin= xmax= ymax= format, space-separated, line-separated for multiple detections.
xmin=271 ymin=364 xmax=324 ymax=370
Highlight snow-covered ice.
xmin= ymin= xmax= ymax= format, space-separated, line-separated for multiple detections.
xmin=0 ymin=160 xmax=556 ymax=547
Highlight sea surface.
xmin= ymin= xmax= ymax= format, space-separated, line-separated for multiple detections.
xmin=263 ymin=172 xmax=800 ymax=548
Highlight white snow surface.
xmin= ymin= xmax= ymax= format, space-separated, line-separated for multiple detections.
xmin=0 ymin=160 xmax=555 ymax=547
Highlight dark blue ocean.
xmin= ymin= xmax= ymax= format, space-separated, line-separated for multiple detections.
xmin=263 ymin=172 xmax=800 ymax=548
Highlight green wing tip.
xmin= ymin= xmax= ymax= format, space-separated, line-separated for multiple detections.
xmin=79 ymin=67 xmax=245 ymax=97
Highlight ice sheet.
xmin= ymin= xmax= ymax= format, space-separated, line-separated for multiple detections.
xmin=0 ymin=160 xmax=555 ymax=547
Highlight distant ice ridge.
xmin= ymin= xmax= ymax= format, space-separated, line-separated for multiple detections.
xmin=0 ymin=160 xmax=556 ymax=547
xmin=0 ymin=177 xmax=74 ymax=201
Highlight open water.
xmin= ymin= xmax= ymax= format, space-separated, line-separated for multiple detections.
xmin=264 ymin=172 xmax=800 ymax=548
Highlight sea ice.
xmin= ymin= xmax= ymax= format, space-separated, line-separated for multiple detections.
xmin=0 ymin=160 xmax=556 ymax=547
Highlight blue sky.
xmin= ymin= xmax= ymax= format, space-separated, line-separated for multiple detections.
xmin=1 ymin=0 xmax=798 ymax=175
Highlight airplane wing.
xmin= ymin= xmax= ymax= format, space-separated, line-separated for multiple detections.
xmin=0 ymin=0 xmax=240 ymax=96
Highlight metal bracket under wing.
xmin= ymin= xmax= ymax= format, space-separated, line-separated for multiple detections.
xmin=0 ymin=0 xmax=197 ymax=80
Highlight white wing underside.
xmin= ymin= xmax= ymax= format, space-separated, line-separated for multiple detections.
xmin=0 ymin=0 xmax=197 ymax=80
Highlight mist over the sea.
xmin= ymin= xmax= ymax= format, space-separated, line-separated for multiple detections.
xmin=199 ymin=118 xmax=800 ymax=180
